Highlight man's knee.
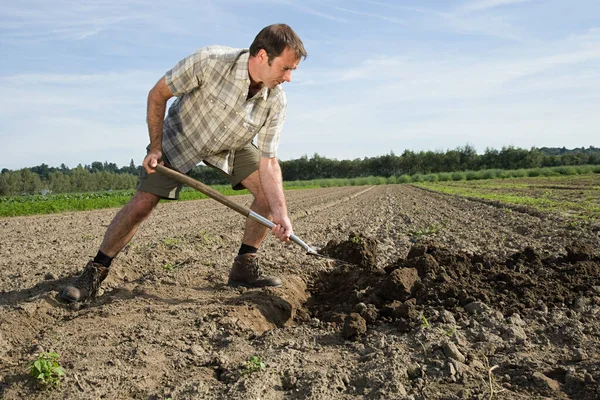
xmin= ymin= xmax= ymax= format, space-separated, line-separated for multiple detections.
xmin=241 ymin=171 xmax=263 ymax=197
xmin=127 ymin=191 xmax=160 ymax=220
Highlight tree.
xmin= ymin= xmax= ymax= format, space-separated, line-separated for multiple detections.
xmin=20 ymin=169 xmax=43 ymax=195
xmin=70 ymin=166 xmax=92 ymax=192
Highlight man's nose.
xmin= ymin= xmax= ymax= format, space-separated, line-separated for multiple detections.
xmin=283 ymin=70 xmax=292 ymax=82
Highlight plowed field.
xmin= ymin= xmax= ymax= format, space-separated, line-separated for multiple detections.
xmin=1 ymin=184 xmax=599 ymax=399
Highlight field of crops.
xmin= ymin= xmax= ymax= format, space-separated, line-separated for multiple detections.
xmin=3 ymin=166 xmax=598 ymax=218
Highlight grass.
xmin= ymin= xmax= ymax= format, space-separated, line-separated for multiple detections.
xmin=415 ymin=173 xmax=600 ymax=221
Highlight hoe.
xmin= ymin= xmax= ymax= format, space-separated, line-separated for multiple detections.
xmin=154 ymin=164 xmax=342 ymax=262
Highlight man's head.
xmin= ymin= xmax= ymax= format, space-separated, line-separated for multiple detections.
xmin=248 ymin=24 xmax=307 ymax=89
xmin=249 ymin=23 xmax=307 ymax=64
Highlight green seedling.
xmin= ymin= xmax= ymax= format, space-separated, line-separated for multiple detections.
xmin=27 ymin=351 xmax=65 ymax=388
xmin=162 ymin=263 xmax=176 ymax=272
xmin=162 ymin=237 xmax=180 ymax=248
xmin=244 ymin=355 xmax=266 ymax=375
xmin=408 ymin=222 xmax=444 ymax=239
xmin=350 ymin=235 xmax=363 ymax=244
xmin=444 ymin=327 xmax=456 ymax=337
xmin=420 ymin=314 xmax=430 ymax=329
xmin=196 ymin=229 xmax=224 ymax=247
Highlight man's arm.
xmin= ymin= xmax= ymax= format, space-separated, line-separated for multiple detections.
xmin=143 ymin=76 xmax=174 ymax=173
xmin=259 ymin=156 xmax=293 ymax=242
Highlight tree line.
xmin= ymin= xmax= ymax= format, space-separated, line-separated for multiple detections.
xmin=280 ymin=145 xmax=600 ymax=181
xmin=1 ymin=145 xmax=599 ymax=196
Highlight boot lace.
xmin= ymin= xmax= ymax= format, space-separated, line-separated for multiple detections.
xmin=75 ymin=262 xmax=107 ymax=300
xmin=245 ymin=256 xmax=263 ymax=278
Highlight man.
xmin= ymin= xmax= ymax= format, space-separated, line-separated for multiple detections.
xmin=61 ymin=24 xmax=307 ymax=303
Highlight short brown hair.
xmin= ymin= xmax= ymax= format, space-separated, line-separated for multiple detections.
xmin=249 ymin=24 xmax=307 ymax=63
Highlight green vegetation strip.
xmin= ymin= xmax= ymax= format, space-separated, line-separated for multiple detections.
xmin=0 ymin=188 xmax=244 ymax=217
xmin=416 ymin=176 xmax=600 ymax=221
xmin=2 ymin=167 xmax=599 ymax=217
xmin=0 ymin=176 xmax=398 ymax=217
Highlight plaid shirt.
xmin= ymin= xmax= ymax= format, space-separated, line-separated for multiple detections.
xmin=162 ymin=46 xmax=287 ymax=174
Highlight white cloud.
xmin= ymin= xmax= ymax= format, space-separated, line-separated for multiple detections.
xmin=332 ymin=5 xmax=404 ymax=24
xmin=458 ymin=0 xmax=534 ymax=14
xmin=0 ymin=1 xmax=150 ymax=42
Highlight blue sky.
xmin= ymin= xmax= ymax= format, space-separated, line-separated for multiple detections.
xmin=1 ymin=0 xmax=599 ymax=170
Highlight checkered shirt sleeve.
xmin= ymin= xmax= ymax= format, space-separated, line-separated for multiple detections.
xmin=257 ymin=91 xmax=286 ymax=158
xmin=165 ymin=49 xmax=209 ymax=96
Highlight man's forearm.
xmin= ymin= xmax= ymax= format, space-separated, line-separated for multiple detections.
xmin=147 ymin=94 xmax=167 ymax=151
xmin=258 ymin=157 xmax=288 ymax=219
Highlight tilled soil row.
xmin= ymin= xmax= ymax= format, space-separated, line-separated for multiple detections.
xmin=0 ymin=184 xmax=598 ymax=399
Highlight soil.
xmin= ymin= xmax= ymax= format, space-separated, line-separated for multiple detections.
xmin=1 ymin=184 xmax=599 ymax=399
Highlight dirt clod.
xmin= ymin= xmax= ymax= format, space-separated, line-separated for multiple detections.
xmin=378 ymin=267 xmax=420 ymax=301
xmin=342 ymin=313 xmax=367 ymax=340
xmin=320 ymin=232 xmax=378 ymax=268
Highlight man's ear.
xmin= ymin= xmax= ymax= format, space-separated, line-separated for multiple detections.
xmin=257 ymin=49 xmax=269 ymax=63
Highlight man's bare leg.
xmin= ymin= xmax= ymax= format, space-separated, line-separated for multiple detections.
xmin=239 ymin=171 xmax=271 ymax=248
xmin=228 ymin=170 xmax=282 ymax=287
xmin=99 ymin=190 xmax=161 ymax=257
xmin=61 ymin=190 xmax=160 ymax=302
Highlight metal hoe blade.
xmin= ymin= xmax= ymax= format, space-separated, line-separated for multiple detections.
xmin=248 ymin=211 xmax=350 ymax=263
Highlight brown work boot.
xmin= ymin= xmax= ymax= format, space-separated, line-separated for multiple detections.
xmin=61 ymin=261 xmax=109 ymax=303
xmin=228 ymin=254 xmax=282 ymax=288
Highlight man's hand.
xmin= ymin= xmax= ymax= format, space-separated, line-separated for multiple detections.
xmin=271 ymin=214 xmax=293 ymax=242
xmin=142 ymin=149 xmax=163 ymax=173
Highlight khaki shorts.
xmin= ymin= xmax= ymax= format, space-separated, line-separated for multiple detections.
xmin=137 ymin=143 xmax=259 ymax=200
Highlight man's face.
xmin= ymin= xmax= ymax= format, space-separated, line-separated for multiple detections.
xmin=260 ymin=47 xmax=300 ymax=89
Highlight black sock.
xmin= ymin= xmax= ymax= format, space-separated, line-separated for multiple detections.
xmin=238 ymin=243 xmax=258 ymax=255
xmin=93 ymin=250 xmax=113 ymax=268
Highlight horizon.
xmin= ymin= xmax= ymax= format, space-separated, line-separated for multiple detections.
xmin=2 ymin=0 xmax=599 ymax=170
xmin=5 ymin=144 xmax=597 ymax=171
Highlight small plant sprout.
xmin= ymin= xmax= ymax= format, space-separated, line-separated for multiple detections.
xmin=420 ymin=314 xmax=430 ymax=329
xmin=27 ymin=351 xmax=65 ymax=388
xmin=350 ymin=235 xmax=363 ymax=244
xmin=481 ymin=354 xmax=505 ymax=399
xmin=408 ymin=222 xmax=444 ymax=239
xmin=162 ymin=237 xmax=180 ymax=248
xmin=245 ymin=355 xmax=266 ymax=375
xmin=162 ymin=263 xmax=176 ymax=272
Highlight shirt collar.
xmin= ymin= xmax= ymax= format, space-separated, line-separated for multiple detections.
xmin=236 ymin=50 xmax=269 ymax=101
xmin=235 ymin=50 xmax=250 ymax=81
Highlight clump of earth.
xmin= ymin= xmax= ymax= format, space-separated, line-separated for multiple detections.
xmin=319 ymin=232 xmax=378 ymax=268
